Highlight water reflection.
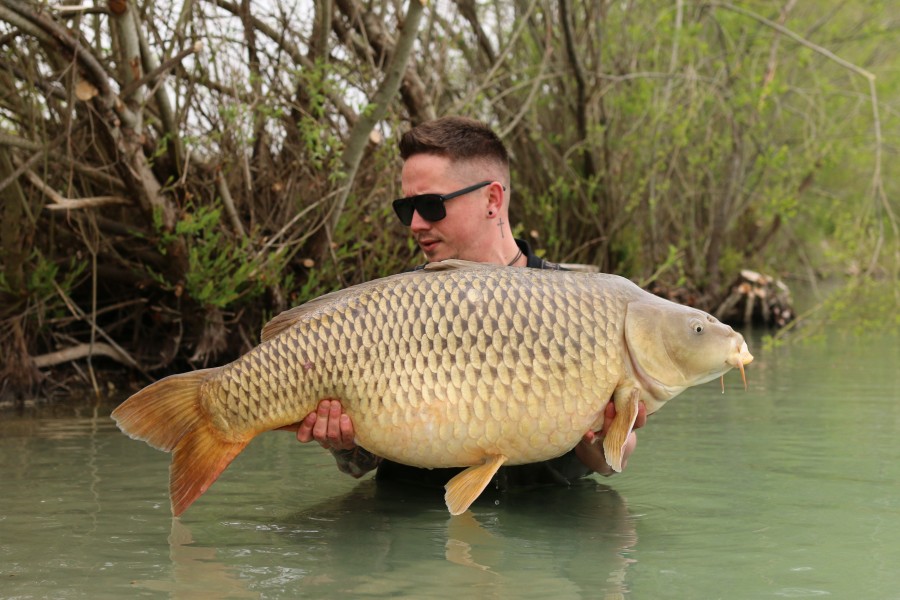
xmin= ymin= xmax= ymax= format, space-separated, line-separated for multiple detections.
xmin=131 ymin=519 xmax=260 ymax=599
xmin=158 ymin=477 xmax=639 ymax=598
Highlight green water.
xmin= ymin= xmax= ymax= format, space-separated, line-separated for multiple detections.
xmin=2 ymin=331 xmax=898 ymax=599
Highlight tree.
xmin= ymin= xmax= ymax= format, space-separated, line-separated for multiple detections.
xmin=1 ymin=0 xmax=896 ymax=399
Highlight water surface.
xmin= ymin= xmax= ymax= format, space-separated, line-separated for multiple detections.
xmin=2 ymin=331 xmax=898 ymax=598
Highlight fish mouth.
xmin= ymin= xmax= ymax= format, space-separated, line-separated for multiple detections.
xmin=726 ymin=341 xmax=754 ymax=390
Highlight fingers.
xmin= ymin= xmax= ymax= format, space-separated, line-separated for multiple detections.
xmin=581 ymin=430 xmax=638 ymax=476
xmin=296 ymin=412 xmax=317 ymax=443
xmin=634 ymin=402 xmax=648 ymax=430
xmin=600 ymin=401 xmax=616 ymax=436
xmin=337 ymin=414 xmax=354 ymax=449
xmin=312 ymin=399 xmax=337 ymax=444
xmin=323 ymin=400 xmax=356 ymax=450
xmin=575 ymin=429 xmax=633 ymax=475
xmin=585 ymin=401 xmax=642 ymax=475
xmin=296 ymin=399 xmax=357 ymax=451
xmin=600 ymin=398 xmax=649 ymax=436
xmin=619 ymin=431 xmax=638 ymax=469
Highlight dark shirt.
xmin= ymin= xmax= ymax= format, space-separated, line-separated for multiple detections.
xmin=333 ymin=239 xmax=594 ymax=489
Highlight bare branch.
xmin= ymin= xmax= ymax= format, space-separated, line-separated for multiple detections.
xmin=25 ymin=169 xmax=130 ymax=210
xmin=31 ymin=342 xmax=132 ymax=369
xmin=705 ymin=2 xmax=875 ymax=80
xmin=109 ymin=0 xmax=144 ymax=129
xmin=121 ymin=40 xmax=202 ymax=100
xmin=0 ymin=126 xmax=80 ymax=197
xmin=329 ymin=0 xmax=425 ymax=235
xmin=333 ymin=0 xmax=434 ymax=122
xmin=50 ymin=279 xmax=147 ymax=375
xmin=207 ymin=0 xmax=359 ymax=125
xmin=50 ymin=3 xmax=107 ymax=15
xmin=454 ymin=0 xmax=496 ymax=65
xmin=559 ymin=0 xmax=594 ymax=178
xmin=0 ymin=132 xmax=43 ymax=151
xmin=706 ymin=1 xmax=895 ymax=281
xmin=216 ymin=170 xmax=246 ymax=237
xmin=0 ymin=0 xmax=117 ymax=107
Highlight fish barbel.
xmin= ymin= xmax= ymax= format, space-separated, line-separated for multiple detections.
xmin=112 ymin=260 xmax=753 ymax=516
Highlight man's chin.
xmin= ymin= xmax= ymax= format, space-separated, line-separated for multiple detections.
xmin=421 ymin=244 xmax=450 ymax=262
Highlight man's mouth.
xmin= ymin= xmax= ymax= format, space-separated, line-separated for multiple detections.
xmin=417 ymin=238 xmax=440 ymax=253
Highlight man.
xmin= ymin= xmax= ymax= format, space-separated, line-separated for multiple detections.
xmin=297 ymin=116 xmax=646 ymax=488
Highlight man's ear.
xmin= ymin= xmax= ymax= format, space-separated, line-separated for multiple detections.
xmin=486 ymin=181 xmax=505 ymax=216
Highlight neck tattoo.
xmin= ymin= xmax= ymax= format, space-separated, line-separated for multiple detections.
xmin=507 ymin=248 xmax=523 ymax=266
xmin=497 ymin=217 xmax=505 ymax=238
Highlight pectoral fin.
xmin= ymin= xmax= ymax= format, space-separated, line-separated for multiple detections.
xmin=444 ymin=454 xmax=508 ymax=516
xmin=602 ymin=389 xmax=641 ymax=473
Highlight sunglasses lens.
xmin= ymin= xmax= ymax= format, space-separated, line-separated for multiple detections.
xmin=392 ymin=199 xmax=415 ymax=226
xmin=415 ymin=196 xmax=446 ymax=222
xmin=392 ymin=196 xmax=447 ymax=225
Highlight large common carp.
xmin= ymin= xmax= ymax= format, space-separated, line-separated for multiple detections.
xmin=112 ymin=261 xmax=752 ymax=516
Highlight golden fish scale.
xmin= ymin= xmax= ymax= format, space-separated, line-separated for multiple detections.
xmin=202 ymin=268 xmax=629 ymax=467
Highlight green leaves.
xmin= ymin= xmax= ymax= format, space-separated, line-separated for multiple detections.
xmin=149 ymin=202 xmax=284 ymax=311
xmin=0 ymin=250 xmax=86 ymax=321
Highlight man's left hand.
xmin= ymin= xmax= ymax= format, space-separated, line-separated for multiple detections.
xmin=574 ymin=401 xmax=648 ymax=475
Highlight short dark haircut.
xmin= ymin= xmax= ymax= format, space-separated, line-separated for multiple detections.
xmin=399 ymin=116 xmax=509 ymax=170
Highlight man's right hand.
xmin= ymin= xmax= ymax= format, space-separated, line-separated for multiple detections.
xmin=296 ymin=399 xmax=357 ymax=451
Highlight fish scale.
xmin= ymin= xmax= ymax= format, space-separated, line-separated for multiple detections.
xmin=112 ymin=260 xmax=752 ymax=516
xmin=208 ymin=267 xmax=616 ymax=467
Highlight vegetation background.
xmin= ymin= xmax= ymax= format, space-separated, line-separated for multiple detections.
xmin=1 ymin=0 xmax=897 ymax=399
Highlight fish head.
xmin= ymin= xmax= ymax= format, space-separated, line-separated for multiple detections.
xmin=624 ymin=299 xmax=754 ymax=403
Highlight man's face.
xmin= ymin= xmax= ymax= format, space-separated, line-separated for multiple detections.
xmin=400 ymin=153 xmax=493 ymax=263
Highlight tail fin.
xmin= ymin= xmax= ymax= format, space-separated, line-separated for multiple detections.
xmin=111 ymin=368 xmax=250 ymax=516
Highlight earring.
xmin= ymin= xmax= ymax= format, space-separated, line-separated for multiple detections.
xmin=487 ymin=210 xmax=494 ymax=217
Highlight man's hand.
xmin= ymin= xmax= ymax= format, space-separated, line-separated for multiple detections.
xmin=296 ymin=399 xmax=357 ymax=451
xmin=574 ymin=401 xmax=648 ymax=476
xmin=297 ymin=399 xmax=383 ymax=478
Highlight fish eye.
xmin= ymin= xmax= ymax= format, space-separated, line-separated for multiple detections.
xmin=691 ymin=319 xmax=704 ymax=334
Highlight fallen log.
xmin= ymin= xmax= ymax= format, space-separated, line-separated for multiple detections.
xmin=714 ymin=269 xmax=794 ymax=328
xmin=32 ymin=343 xmax=133 ymax=369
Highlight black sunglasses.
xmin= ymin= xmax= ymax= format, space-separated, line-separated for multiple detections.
xmin=392 ymin=181 xmax=493 ymax=226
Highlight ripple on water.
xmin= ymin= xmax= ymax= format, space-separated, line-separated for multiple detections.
xmin=774 ymin=589 xmax=831 ymax=597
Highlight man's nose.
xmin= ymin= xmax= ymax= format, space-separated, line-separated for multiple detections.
xmin=409 ymin=209 xmax=431 ymax=231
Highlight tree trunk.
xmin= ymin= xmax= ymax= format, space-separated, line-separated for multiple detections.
xmin=327 ymin=0 xmax=426 ymax=237
xmin=0 ymin=148 xmax=29 ymax=299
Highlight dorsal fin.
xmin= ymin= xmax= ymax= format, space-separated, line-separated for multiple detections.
xmin=260 ymin=260 xmax=495 ymax=342
xmin=422 ymin=259 xmax=493 ymax=272
xmin=260 ymin=292 xmax=340 ymax=342
xmin=260 ymin=274 xmax=407 ymax=342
